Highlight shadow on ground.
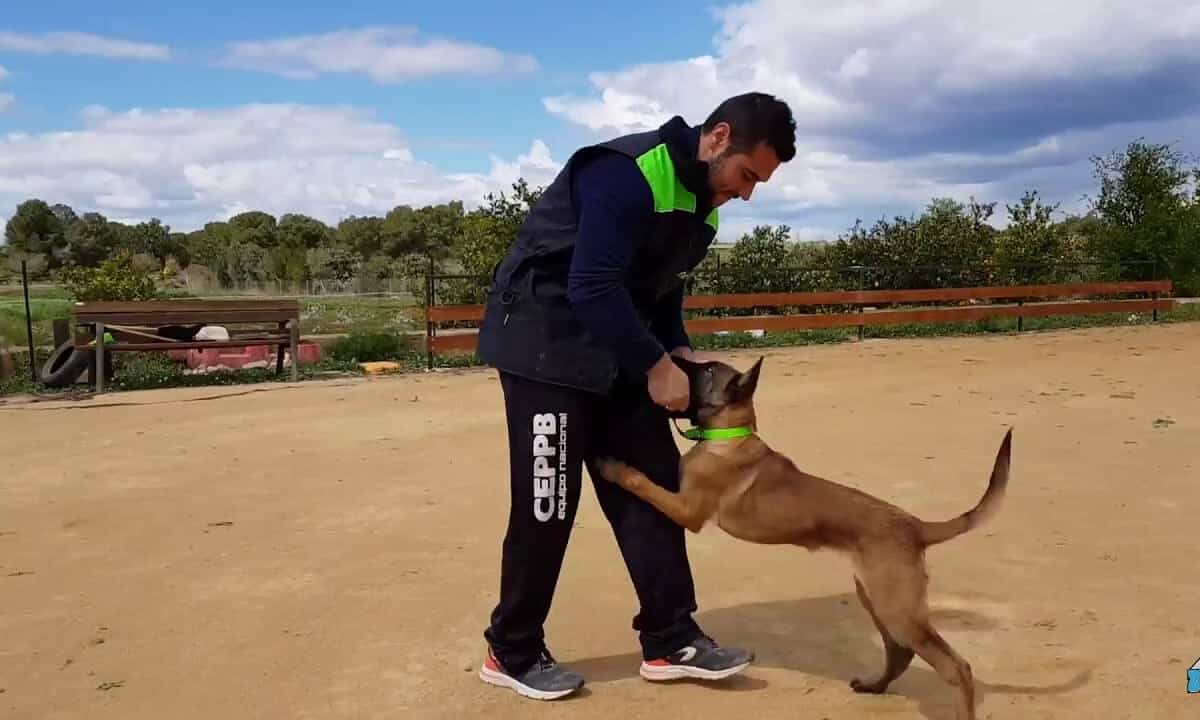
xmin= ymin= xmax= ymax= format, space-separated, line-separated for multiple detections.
xmin=570 ymin=592 xmax=1092 ymax=720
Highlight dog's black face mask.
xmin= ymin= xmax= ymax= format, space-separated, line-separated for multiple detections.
xmin=666 ymin=355 xmax=764 ymax=425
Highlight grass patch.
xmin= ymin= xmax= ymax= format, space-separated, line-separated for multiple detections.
xmin=108 ymin=352 xmax=367 ymax=392
xmin=300 ymin=296 xmax=419 ymax=335
xmin=0 ymin=297 xmax=73 ymax=349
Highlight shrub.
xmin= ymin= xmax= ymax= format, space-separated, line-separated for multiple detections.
xmin=328 ymin=330 xmax=410 ymax=362
xmin=60 ymin=250 xmax=160 ymax=302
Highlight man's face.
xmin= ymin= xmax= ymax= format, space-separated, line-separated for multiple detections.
xmin=701 ymin=123 xmax=782 ymax=207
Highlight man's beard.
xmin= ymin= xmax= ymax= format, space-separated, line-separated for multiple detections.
xmin=705 ymin=148 xmax=730 ymax=205
xmin=707 ymin=147 xmax=729 ymax=181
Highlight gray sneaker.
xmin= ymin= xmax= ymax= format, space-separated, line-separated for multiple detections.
xmin=640 ymin=635 xmax=754 ymax=681
xmin=479 ymin=647 xmax=585 ymax=700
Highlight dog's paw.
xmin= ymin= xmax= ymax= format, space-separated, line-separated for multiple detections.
xmin=594 ymin=457 xmax=638 ymax=489
xmin=849 ymin=677 xmax=886 ymax=694
xmin=593 ymin=456 xmax=625 ymax=481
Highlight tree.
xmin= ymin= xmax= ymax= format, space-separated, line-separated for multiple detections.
xmin=307 ymin=245 xmax=360 ymax=286
xmin=4 ymin=199 xmax=68 ymax=268
xmin=278 ymin=213 xmax=333 ymax=250
xmin=725 ymin=225 xmax=793 ymax=292
xmin=117 ymin=218 xmax=177 ymax=266
xmin=457 ymin=180 xmax=541 ymax=277
xmin=992 ymin=190 xmax=1075 ymax=284
xmin=381 ymin=202 xmax=466 ymax=262
xmin=1086 ymin=139 xmax=1200 ymax=291
xmin=65 ymin=212 xmax=120 ymax=267
xmin=441 ymin=180 xmax=543 ymax=304
xmin=829 ymin=197 xmax=998 ymax=289
xmin=228 ymin=211 xmax=279 ymax=248
xmin=267 ymin=244 xmax=308 ymax=289
xmin=337 ymin=216 xmax=386 ymax=258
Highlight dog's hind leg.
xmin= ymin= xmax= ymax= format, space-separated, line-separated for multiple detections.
xmin=898 ymin=620 xmax=975 ymax=720
xmin=849 ymin=575 xmax=914 ymax=695
xmin=853 ymin=551 xmax=976 ymax=719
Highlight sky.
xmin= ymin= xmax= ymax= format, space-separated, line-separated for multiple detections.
xmin=2 ymin=0 xmax=1200 ymax=244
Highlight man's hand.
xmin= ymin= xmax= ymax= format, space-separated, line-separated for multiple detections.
xmin=647 ymin=352 xmax=690 ymax=412
xmin=670 ymin=346 xmax=715 ymax=363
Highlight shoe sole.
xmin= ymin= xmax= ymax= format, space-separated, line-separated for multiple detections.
xmin=639 ymin=659 xmax=752 ymax=681
xmin=478 ymin=664 xmax=582 ymax=700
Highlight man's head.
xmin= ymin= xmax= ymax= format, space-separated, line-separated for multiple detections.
xmin=669 ymin=355 xmax=765 ymax=428
xmin=697 ymin=92 xmax=796 ymax=207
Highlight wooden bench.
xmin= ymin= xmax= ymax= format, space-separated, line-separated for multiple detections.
xmin=71 ymin=299 xmax=301 ymax=393
xmin=423 ymin=280 xmax=1176 ymax=361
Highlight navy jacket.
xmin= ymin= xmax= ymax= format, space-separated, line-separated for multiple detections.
xmin=476 ymin=117 xmax=718 ymax=394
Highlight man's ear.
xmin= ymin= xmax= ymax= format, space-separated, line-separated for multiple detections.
xmin=730 ymin=356 xmax=764 ymax=401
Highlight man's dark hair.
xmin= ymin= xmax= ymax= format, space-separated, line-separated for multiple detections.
xmin=702 ymin=92 xmax=796 ymax=162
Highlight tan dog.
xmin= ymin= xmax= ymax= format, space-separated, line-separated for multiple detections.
xmin=595 ymin=355 xmax=1011 ymax=720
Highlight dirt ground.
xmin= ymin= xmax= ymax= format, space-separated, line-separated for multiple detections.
xmin=2 ymin=323 xmax=1198 ymax=720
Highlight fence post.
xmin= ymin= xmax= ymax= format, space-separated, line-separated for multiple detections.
xmin=856 ymin=265 xmax=865 ymax=341
xmin=21 ymin=259 xmax=37 ymax=382
xmin=425 ymin=267 xmax=434 ymax=371
xmin=1152 ymin=258 xmax=1159 ymax=322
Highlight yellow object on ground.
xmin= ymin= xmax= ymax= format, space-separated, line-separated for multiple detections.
xmin=359 ymin=361 xmax=402 ymax=375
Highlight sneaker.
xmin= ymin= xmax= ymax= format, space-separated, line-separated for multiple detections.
xmin=479 ymin=646 xmax=585 ymax=700
xmin=640 ymin=635 xmax=754 ymax=681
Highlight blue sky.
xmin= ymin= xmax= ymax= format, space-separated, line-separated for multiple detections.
xmin=1 ymin=0 xmax=718 ymax=167
xmin=2 ymin=0 xmax=1199 ymax=240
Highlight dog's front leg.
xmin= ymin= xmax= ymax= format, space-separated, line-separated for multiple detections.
xmin=594 ymin=458 xmax=711 ymax=533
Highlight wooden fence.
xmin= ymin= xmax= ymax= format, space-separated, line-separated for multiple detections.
xmin=423 ymin=279 xmax=1176 ymax=368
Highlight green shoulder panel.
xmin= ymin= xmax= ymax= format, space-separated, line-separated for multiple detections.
xmin=634 ymin=143 xmax=719 ymax=232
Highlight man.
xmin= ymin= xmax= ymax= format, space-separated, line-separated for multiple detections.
xmin=475 ymin=92 xmax=797 ymax=700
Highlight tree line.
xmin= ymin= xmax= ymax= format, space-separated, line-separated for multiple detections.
xmin=2 ymin=139 xmax=1198 ymax=301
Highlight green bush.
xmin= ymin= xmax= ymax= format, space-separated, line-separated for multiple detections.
xmin=328 ymin=330 xmax=410 ymax=362
xmin=111 ymin=352 xmax=183 ymax=389
xmin=60 ymin=250 xmax=160 ymax=302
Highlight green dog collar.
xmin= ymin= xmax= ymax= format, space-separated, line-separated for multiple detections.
xmin=673 ymin=420 xmax=755 ymax=442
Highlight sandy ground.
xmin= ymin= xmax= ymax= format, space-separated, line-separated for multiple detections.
xmin=2 ymin=323 xmax=1198 ymax=720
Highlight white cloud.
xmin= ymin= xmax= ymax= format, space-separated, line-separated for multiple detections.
xmin=0 ymin=103 xmax=562 ymax=233
xmin=541 ymin=0 xmax=1200 ymax=239
xmin=222 ymin=26 xmax=537 ymax=82
xmin=0 ymin=66 xmax=9 ymax=113
xmin=0 ymin=30 xmax=169 ymax=60
xmin=0 ymin=65 xmax=9 ymax=112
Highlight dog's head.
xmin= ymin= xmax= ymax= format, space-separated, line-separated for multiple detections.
xmin=668 ymin=354 xmax=764 ymax=427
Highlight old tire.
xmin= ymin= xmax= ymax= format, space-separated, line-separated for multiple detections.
xmin=40 ymin=341 xmax=90 ymax=387
xmin=39 ymin=340 xmax=113 ymax=388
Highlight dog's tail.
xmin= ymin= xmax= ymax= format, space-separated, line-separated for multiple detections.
xmin=917 ymin=428 xmax=1011 ymax=547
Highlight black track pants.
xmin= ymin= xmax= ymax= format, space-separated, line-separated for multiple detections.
xmin=483 ymin=370 xmax=702 ymax=676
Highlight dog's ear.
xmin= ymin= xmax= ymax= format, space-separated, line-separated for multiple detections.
xmin=729 ymin=356 xmax=764 ymax=402
xmin=670 ymin=354 xmax=702 ymax=374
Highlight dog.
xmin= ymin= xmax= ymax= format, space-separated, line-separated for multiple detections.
xmin=595 ymin=354 xmax=1010 ymax=720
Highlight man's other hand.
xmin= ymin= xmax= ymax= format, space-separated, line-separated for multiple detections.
xmin=670 ymin=346 xmax=715 ymax=363
xmin=647 ymin=352 xmax=690 ymax=412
